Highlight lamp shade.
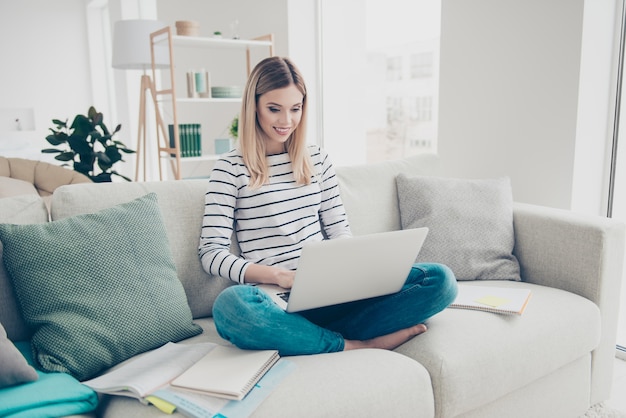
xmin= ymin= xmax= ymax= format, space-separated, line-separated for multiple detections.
xmin=112 ymin=19 xmax=169 ymax=70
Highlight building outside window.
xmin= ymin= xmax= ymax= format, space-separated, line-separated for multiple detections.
xmin=364 ymin=1 xmax=441 ymax=163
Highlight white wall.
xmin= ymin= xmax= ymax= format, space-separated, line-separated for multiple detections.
xmin=438 ymin=0 xmax=621 ymax=214
xmin=0 ymin=0 xmax=93 ymax=161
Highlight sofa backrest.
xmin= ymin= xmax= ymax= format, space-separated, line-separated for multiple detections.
xmin=0 ymin=195 xmax=49 ymax=341
xmin=335 ymin=153 xmax=440 ymax=236
xmin=0 ymin=157 xmax=91 ymax=198
xmin=1 ymin=153 xmax=440 ymax=331
xmin=50 ymin=179 xmax=231 ymax=320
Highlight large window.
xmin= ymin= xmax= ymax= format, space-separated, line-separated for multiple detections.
xmin=319 ymin=0 xmax=441 ymax=166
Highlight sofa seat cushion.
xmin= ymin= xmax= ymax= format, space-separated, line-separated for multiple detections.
xmin=394 ymin=281 xmax=600 ymax=417
xmin=97 ymin=317 xmax=436 ymax=418
xmin=51 ymin=180 xmax=233 ymax=319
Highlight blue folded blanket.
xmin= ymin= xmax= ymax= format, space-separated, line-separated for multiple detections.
xmin=0 ymin=342 xmax=98 ymax=418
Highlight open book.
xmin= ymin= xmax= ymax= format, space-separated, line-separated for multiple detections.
xmin=83 ymin=342 xmax=286 ymax=417
xmin=450 ymin=284 xmax=532 ymax=315
xmin=82 ymin=342 xmax=216 ymax=400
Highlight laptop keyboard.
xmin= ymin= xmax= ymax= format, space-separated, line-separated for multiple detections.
xmin=277 ymin=291 xmax=290 ymax=302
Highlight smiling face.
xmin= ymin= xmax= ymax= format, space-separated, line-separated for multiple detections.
xmin=256 ymin=84 xmax=304 ymax=155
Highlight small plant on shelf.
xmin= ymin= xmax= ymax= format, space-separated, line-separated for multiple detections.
xmin=229 ymin=115 xmax=238 ymax=140
xmin=42 ymin=106 xmax=135 ymax=182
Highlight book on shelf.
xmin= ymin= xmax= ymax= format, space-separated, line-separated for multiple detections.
xmin=449 ymin=284 xmax=532 ymax=315
xmin=169 ymin=123 xmax=202 ymax=158
xmin=82 ymin=342 xmax=289 ymax=417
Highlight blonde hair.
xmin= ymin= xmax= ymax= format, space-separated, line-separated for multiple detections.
xmin=239 ymin=56 xmax=313 ymax=189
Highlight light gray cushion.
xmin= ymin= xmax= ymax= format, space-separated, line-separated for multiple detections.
xmin=0 ymin=193 xmax=202 ymax=381
xmin=0 ymin=322 xmax=38 ymax=388
xmin=0 ymin=195 xmax=48 ymax=341
xmin=396 ymin=174 xmax=520 ymax=281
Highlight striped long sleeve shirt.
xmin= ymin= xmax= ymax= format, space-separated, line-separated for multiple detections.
xmin=198 ymin=144 xmax=352 ymax=283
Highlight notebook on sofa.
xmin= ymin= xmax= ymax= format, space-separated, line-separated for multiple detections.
xmin=255 ymin=227 xmax=429 ymax=313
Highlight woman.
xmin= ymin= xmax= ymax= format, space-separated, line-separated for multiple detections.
xmin=199 ymin=56 xmax=457 ymax=356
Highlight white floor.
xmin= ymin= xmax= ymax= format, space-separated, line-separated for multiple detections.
xmin=606 ymin=356 xmax=626 ymax=414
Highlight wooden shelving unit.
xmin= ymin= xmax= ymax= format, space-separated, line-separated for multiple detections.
xmin=148 ymin=27 xmax=274 ymax=180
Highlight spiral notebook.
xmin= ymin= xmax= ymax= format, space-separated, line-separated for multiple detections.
xmin=450 ymin=284 xmax=532 ymax=316
xmin=170 ymin=345 xmax=280 ymax=401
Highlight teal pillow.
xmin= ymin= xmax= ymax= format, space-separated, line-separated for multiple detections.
xmin=0 ymin=193 xmax=202 ymax=381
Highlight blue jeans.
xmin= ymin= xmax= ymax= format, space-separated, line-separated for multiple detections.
xmin=212 ymin=263 xmax=457 ymax=356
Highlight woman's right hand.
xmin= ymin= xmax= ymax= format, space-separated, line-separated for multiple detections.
xmin=243 ymin=264 xmax=296 ymax=289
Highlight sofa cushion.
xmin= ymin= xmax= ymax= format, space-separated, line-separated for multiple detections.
xmin=396 ymin=174 xmax=521 ymax=281
xmin=0 ymin=193 xmax=202 ymax=381
xmin=101 ymin=318 xmax=437 ymax=418
xmin=0 ymin=194 xmax=48 ymax=341
xmin=394 ymin=281 xmax=600 ymax=417
xmin=51 ymin=180 xmax=233 ymax=319
xmin=0 ymin=176 xmax=39 ymax=199
xmin=0 ymin=323 xmax=38 ymax=388
xmin=335 ymin=153 xmax=440 ymax=235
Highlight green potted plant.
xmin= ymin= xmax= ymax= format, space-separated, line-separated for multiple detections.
xmin=229 ymin=114 xmax=238 ymax=140
xmin=42 ymin=106 xmax=134 ymax=182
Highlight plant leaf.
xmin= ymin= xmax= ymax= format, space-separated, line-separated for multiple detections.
xmin=55 ymin=152 xmax=75 ymax=162
xmin=67 ymin=134 xmax=93 ymax=155
xmin=46 ymin=133 xmax=68 ymax=146
xmin=91 ymin=172 xmax=112 ymax=183
xmin=71 ymin=114 xmax=93 ymax=137
xmin=110 ymin=170 xmax=132 ymax=182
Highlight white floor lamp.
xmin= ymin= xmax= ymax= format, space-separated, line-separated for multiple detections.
xmin=112 ymin=19 xmax=168 ymax=182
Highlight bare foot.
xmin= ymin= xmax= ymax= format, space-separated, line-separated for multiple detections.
xmin=343 ymin=324 xmax=428 ymax=351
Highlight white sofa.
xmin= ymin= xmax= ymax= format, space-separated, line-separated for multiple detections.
xmin=0 ymin=154 xmax=624 ymax=417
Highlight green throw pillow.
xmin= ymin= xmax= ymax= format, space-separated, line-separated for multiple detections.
xmin=0 ymin=193 xmax=202 ymax=381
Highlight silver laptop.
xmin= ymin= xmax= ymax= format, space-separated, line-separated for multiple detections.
xmin=254 ymin=227 xmax=428 ymax=312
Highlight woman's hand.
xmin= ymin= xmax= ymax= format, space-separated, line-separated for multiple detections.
xmin=244 ymin=264 xmax=296 ymax=289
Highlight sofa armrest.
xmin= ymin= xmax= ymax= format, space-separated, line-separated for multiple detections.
xmin=512 ymin=201 xmax=625 ymax=403
xmin=512 ymin=202 xmax=625 ymax=301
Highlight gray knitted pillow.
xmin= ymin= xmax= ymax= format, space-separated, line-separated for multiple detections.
xmin=396 ymin=174 xmax=520 ymax=281
xmin=0 ymin=193 xmax=201 ymax=381
xmin=0 ymin=322 xmax=38 ymax=388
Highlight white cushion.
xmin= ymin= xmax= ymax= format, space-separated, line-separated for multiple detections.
xmin=394 ymin=281 xmax=600 ymax=417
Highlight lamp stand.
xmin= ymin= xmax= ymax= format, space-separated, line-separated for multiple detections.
xmin=134 ymin=73 xmax=178 ymax=181
xmin=134 ymin=74 xmax=153 ymax=182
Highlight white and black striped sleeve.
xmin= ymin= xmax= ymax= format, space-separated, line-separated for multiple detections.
xmin=198 ymin=156 xmax=250 ymax=283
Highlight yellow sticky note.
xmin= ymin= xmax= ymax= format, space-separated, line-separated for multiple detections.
xmin=476 ymin=295 xmax=510 ymax=308
xmin=145 ymin=395 xmax=177 ymax=415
